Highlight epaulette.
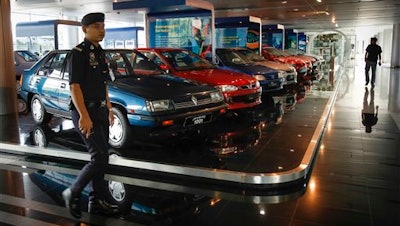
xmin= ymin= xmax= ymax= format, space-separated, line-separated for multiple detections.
xmin=73 ymin=46 xmax=83 ymax=52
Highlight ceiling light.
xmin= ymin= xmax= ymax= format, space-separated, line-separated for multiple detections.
xmin=282 ymin=1 xmax=287 ymax=3
xmin=317 ymin=0 xmax=322 ymax=2
xmin=293 ymin=8 xmax=299 ymax=12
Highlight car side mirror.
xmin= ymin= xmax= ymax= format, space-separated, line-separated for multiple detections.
xmin=159 ymin=63 xmax=169 ymax=74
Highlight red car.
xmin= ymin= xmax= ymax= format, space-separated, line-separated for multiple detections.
xmin=137 ymin=48 xmax=262 ymax=110
xmin=261 ymin=46 xmax=313 ymax=85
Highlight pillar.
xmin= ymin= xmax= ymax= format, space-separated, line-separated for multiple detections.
xmin=391 ymin=24 xmax=400 ymax=68
xmin=0 ymin=0 xmax=20 ymax=144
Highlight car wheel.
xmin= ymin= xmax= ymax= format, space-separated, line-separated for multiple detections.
xmin=31 ymin=95 xmax=52 ymax=124
xmin=109 ymin=107 xmax=131 ymax=149
xmin=32 ymin=126 xmax=49 ymax=147
xmin=17 ymin=96 xmax=28 ymax=115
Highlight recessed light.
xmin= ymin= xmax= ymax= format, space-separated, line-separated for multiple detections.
xmin=282 ymin=1 xmax=287 ymax=3
xmin=293 ymin=8 xmax=299 ymax=12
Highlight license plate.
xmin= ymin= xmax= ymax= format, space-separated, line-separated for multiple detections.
xmin=184 ymin=114 xmax=212 ymax=127
xmin=268 ymin=82 xmax=277 ymax=87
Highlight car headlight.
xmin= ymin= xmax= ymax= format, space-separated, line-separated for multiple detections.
xmin=255 ymin=80 xmax=261 ymax=87
xmin=210 ymin=91 xmax=224 ymax=102
xmin=254 ymin=74 xmax=266 ymax=81
xmin=218 ymin=85 xmax=238 ymax=92
xmin=146 ymin=99 xmax=173 ymax=112
xmin=278 ymin=71 xmax=285 ymax=78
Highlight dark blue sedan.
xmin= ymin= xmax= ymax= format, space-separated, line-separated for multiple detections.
xmin=19 ymin=49 xmax=227 ymax=148
xmin=215 ymin=48 xmax=284 ymax=93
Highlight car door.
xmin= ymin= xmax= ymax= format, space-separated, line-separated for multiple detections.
xmin=33 ymin=52 xmax=66 ymax=113
xmin=57 ymin=52 xmax=71 ymax=116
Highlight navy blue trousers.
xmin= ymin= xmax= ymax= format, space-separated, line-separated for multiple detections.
xmin=70 ymin=106 xmax=109 ymax=202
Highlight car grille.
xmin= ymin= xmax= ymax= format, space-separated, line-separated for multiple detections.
xmin=239 ymin=81 xmax=258 ymax=90
xmin=264 ymin=73 xmax=278 ymax=79
xmin=286 ymin=74 xmax=295 ymax=81
xmin=231 ymin=92 xmax=261 ymax=103
xmin=286 ymin=68 xmax=296 ymax=73
xmin=173 ymin=92 xmax=214 ymax=109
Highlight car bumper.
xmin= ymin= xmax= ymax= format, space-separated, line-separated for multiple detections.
xmin=127 ymin=104 xmax=227 ymax=129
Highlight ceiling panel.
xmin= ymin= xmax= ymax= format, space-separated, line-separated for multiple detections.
xmin=9 ymin=0 xmax=400 ymax=31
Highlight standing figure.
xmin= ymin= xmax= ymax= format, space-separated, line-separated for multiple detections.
xmin=190 ymin=19 xmax=204 ymax=55
xmin=365 ymin=37 xmax=382 ymax=86
xmin=62 ymin=12 xmax=119 ymax=218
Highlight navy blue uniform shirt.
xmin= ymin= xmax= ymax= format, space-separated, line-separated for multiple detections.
xmin=69 ymin=39 xmax=109 ymax=102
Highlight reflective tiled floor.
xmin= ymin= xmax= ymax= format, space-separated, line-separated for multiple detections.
xmin=1 ymin=58 xmax=400 ymax=226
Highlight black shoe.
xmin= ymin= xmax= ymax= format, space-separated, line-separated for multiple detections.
xmin=62 ymin=188 xmax=81 ymax=218
xmin=88 ymin=199 xmax=119 ymax=215
xmin=371 ymin=82 xmax=375 ymax=87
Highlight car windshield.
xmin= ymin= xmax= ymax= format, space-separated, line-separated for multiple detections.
xmin=265 ymin=48 xmax=289 ymax=57
xmin=160 ymin=50 xmax=215 ymax=71
xmin=106 ymin=50 xmax=164 ymax=79
xmin=217 ymin=49 xmax=251 ymax=66
xmin=284 ymin=48 xmax=304 ymax=55
xmin=16 ymin=50 xmax=39 ymax=62
xmin=235 ymin=49 xmax=265 ymax=62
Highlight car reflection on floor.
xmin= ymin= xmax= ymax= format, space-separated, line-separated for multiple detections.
xmin=29 ymin=170 xmax=217 ymax=225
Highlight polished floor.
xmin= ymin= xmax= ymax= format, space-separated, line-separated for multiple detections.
xmin=0 ymin=57 xmax=400 ymax=226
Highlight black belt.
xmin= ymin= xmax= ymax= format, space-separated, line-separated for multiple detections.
xmin=85 ymin=100 xmax=106 ymax=108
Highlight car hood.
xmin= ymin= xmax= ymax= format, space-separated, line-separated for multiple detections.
xmin=225 ymin=64 xmax=278 ymax=75
xmin=255 ymin=60 xmax=292 ymax=71
xmin=174 ymin=68 xmax=256 ymax=86
xmin=272 ymin=56 xmax=306 ymax=65
xmin=110 ymin=74 xmax=216 ymax=99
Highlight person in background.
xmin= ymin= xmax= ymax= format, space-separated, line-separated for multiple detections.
xmin=61 ymin=12 xmax=119 ymax=218
xmin=364 ymin=37 xmax=382 ymax=86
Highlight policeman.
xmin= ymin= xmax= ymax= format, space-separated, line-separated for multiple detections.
xmin=62 ymin=12 xmax=118 ymax=218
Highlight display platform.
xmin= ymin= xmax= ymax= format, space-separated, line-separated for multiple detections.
xmin=1 ymin=80 xmax=336 ymax=190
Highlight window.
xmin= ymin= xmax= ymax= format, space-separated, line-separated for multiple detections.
xmin=36 ymin=52 xmax=67 ymax=78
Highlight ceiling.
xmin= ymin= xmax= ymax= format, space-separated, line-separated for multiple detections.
xmin=9 ymin=0 xmax=400 ymax=31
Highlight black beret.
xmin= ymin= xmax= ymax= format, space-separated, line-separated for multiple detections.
xmin=81 ymin=12 xmax=105 ymax=26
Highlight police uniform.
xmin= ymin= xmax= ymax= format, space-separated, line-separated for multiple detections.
xmin=63 ymin=12 xmax=118 ymax=218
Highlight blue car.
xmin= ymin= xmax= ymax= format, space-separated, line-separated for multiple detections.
xmin=215 ymin=48 xmax=284 ymax=93
xmin=19 ymin=49 xmax=227 ymax=148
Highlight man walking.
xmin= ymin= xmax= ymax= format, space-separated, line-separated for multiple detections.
xmin=62 ymin=12 xmax=119 ymax=218
xmin=365 ymin=37 xmax=382 ymax=86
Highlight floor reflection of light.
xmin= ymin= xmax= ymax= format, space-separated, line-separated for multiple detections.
xmin=309 ymin=179 xmax=317 ymax=191
xmin=327 ymin=121 xmax=332 ymax=132
xmin=259 ymin=208 xmax=266 ymax=215
xmin=319 ymin=143 xmax=325 ymax=155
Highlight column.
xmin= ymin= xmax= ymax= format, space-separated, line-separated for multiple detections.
xmin=0 ymin=0 xmax=20 ymax=144
xmin=391 ymin=24 xmax=400 ymax=68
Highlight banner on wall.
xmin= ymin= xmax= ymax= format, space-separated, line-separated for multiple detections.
xmin=298 ymin=34 xmax=307 ymax=51
xmin=261 ymin=32 xmax=283 ymax=49
xmin=149 ymin=16 xmax=211 ymax=56
xmin=246 ymin=29 xmax=259 ymax=50
xmin=215 ymin=27 xmax=247 ymax=48
xmin=286 ymin=33 xmax=297 ymax=49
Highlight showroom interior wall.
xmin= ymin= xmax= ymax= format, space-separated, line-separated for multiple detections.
xmin=0 ymin=0 xmax=19 ymax=143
